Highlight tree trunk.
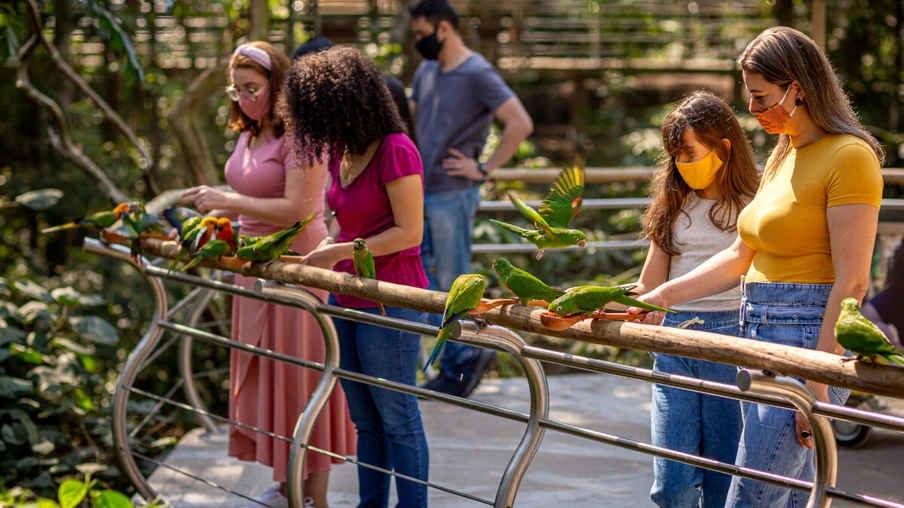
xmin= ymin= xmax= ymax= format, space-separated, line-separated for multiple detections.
xmin=168 ymin=63 xmax=227 ymax=186
xmin=248 ymin=0 xmax=270 ymax=41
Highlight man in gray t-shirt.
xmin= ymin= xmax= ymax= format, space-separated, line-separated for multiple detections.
xmin=409 ymin=0 xmax=534 ymax=398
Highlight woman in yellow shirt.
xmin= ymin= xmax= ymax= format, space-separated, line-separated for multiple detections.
xmin=632 ymin=27 xmax=884 ymax=507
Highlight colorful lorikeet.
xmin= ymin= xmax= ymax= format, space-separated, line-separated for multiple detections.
xmin=42 ymin=202 xmax=132 ymax=233
xmin=181 ymin=238 xmax=230 ymax=272
xmin=492 ymin=257 xmax=565 ymax=305
xmin=425 ymin=274 xmax=487 ymax=370
xmin=109 ymin=202 xmax=163 ymax=263
xmin=548 ymin=284 xmax=671 ymax=317
xmin=490 ymin=156 xmax=587 ymax=259
xmin=836 ymin=298 xmax=904 ymax=367
xmin=352 ymin=238 xmax=386 ymax=316
xmin=235 ymin=215 xmax=314 ymax=262
xmin=215 ymin=217 xmax=238 ymax=253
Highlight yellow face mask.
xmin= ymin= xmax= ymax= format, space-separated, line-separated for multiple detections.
xmin=675 ymin=150 xmax=724 ymax=190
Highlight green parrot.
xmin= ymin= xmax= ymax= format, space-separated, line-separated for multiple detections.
xmin=352 ymin=238 xmax=386 ymax=317
xmin=42 ymin=202 xmax=132 ymax=233
xmin=181 ymin=238 xmax=230 ymax=272
xmin=548 ymin=284 xmax=672 ymax=317
xmin=163 ymin=207 xmax=205 ymax=271
xmin=235 ymin=214 xmax=315 ymax=262
xmin=835 ymin=298 xmax=904 ymax=367
xmin=109 ymin=201 xmax=164 ymax=263
xmin=490 ymin=156 xmax=587 ymax=259
xmin=425 ymin=274 xmax=487 ymax=370
xmin=492 ymin=257 xmax=564 ymax=305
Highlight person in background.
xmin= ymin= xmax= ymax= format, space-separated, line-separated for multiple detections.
xmin=285 ymin=46 xmax=431 ymax=508
xmin=636 ymin=91 xmax=758 ymax=508
xmin=863 ymin=241 xmax=904 ymax=347
xmin=631 ymin=27 xmax=884 ymax=507
xmin=183 ymin=41 xmax=355 ymax=508
xmin=408 ymin=0 xmax=534 ymax=397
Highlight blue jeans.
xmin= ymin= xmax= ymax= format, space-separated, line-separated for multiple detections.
xmin=651 ymin=310 xmax=743 ymax=508
xmin=329 ymin=296 xmax=429 ymax=508
xmin=726 ymin=282 xmax=851 ymax=508
xmin=421 ymin=187 xmax=483 ymax=374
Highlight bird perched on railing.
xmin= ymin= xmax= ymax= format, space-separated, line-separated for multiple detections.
xmin=490 ymin=156 xmax=587 ymax=259
xmin=42 ymin=202 xmax=133 ymax=234
xmin=235 ymin=214 xmax=315 ymax=262
xmin=492 ymin=257 xmax=564 ymax=306
xmin=352 ymin=238 xmax=386 ymax=316
xmin=548 ymin=285 xmax=671 ymax=318
xmin=426 ymin=274 xmax=487 ymax=370
xmin=836 ymin=297 xmax=904 ymax=367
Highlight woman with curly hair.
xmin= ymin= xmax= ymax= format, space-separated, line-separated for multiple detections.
xmin=285 ymin=46 xmax=430 ymax=507
xmin=183 ymin=41 xmax=355 ymax=508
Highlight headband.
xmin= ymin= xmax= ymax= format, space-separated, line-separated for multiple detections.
xmin=233 ymin=44 xmax=272 ymax=71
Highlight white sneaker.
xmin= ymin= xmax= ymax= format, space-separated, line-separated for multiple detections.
xmin=248 ymin=486 xmax=288 ymax=508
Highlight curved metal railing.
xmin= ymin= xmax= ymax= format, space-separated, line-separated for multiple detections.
xmin=84 ymin=238 xmax=904 ymax=508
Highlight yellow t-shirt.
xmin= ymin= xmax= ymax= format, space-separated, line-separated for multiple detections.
xmin=737 ymin=134 xmax=883 ymax=283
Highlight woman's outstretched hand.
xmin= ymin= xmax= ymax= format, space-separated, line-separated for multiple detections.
xmin=627 ymin=291 xmax=668 ymax=325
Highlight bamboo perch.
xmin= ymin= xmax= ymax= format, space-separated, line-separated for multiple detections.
xmin=137 ymin=238 xmax=904 ymax=399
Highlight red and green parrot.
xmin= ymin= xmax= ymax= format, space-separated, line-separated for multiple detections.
xmin=235 ymin=215 xmax=315 ymax=262
xmin=352 ymin=238 xmax=386 ymax=316
xmin=490 ymin=156 xmax=587 ymax=259
xmin=548 ymin=284 xmax=672 ymax=318
xmin=42 ymin=202 xmax=132 ymax=233
xmin=181 ymin=222 xmax=230 ymax=272
xmin=425 ymin=274 xmax=487 ymax=370
xmin=215 ymin=217 xmax=238 ymax=254
xmin=492 ymin=257 xmax=564 ymax=306
xmin=836 ymin=298 xmax=904 ymax=367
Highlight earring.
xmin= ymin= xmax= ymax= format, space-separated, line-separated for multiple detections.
xmin=795 ymin=98 xmax=804 ymax=106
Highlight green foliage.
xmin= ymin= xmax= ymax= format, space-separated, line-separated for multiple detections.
xmin=1 ymin=474 xmax=162 ymax=508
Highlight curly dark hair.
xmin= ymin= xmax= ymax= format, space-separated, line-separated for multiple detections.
xmin=280 ymin=46 xmax=407 ymax=167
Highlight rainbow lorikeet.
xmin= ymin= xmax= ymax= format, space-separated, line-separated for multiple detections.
xmin=42 ymin=202 xmax=132 ymax=233
xmin=836 ymin=298 xmax=904 ymax=367
xmin=548 ymin=284 xmax=671 ymax=318
xmin=352 ymin=238 xmax=386 ymax=316
xmin=492 ymin=257 xmax=564 ymax=306
xmin=425 ymin=274 xmax=487 ymax=370
xmin=490 ymin=156 xmax=587 ymax=259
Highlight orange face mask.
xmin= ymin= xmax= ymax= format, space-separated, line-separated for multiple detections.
xmin=676 ymin=150 xmax=724 ymax=190
xmin=752 ymin=85 xmax=798 ymax=135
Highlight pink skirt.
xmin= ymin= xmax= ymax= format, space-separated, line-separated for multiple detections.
xmin=228 ymin=273 xmax=356 ymax=482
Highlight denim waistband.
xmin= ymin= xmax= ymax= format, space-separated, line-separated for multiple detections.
xmin=741 ymin=282 xmax=832 ymax=326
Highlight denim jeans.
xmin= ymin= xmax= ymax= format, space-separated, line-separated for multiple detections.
xmin=725 ymin=282 xmax=851 ymax=508
xmin=650 ymin=310 xmax=743 ymax=508
xmin=421 ymin=187 xmax=483 ymax=374
xmin=329 ymin=296 xmax=429 ymax=508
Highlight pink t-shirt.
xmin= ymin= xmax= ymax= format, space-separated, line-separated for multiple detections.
xmin=328 ymin=133 xmax=429 ymax=308
xmin=224 ymin=131 xmax=328 ymax=238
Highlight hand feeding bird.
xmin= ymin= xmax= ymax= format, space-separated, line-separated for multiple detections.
xmin=548 ymin=284 xmax=672 ymax=318
xmin=352 ymin=238 xmax=386 ymax=316
xmin=835 ymin=297 xmax=904 ymax=367
xmin=235 ymin=215 xmax=315 ymax=262
xmin=492 ymin=257 xmax=564 ymax=306
xmin=42 ymin=202 xmax=132 ymax=234
xmin=490 ymin=155 xmax=587 ymax=259
xmin=425 ymin=274 xmax=487 ymax=370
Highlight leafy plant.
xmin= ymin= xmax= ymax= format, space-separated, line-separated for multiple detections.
xmin=0 ymin=474 xmax=161 ymax=507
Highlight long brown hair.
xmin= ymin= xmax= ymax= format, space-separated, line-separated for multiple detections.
xmin=738 ymin=26 xmax=885 ymax=175
xmin=644 ymin=91 xmax=760 ymax=256
xmin=227 ymin=41 xmax=290 ymax=138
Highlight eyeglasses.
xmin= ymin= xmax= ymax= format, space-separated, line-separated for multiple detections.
xmin=226 ymin=84 xmax=269 ymax=102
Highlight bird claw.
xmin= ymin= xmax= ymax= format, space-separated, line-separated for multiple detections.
xmin=535 ymin=249 xmax=546 ymax=260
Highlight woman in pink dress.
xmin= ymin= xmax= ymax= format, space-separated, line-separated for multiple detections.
xmin=182 ymin=41 xmax=355 ymax=508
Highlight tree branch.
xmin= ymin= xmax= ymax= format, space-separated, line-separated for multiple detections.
xmin=15 ymin=33 xmax=130 ymax=204
xmin=22 ymin=0 xmax=157 ymax=195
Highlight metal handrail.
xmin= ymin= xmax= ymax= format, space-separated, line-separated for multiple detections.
xmin=83 ymin=238 xmax=904 ymax=508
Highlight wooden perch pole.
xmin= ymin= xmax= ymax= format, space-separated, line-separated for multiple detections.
xmin=138 ymin=238 xmax=904 ymax=399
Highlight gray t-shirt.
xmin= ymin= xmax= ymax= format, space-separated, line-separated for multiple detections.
xmin=411 ymin=53 xmax=515 ymax=194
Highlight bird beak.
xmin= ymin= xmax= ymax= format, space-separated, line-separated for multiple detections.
xmin=578 ymin=239 xmax=587 ymax=248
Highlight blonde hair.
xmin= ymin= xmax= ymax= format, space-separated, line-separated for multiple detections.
xmin=738 ymin=27 xmax=885 ymax=173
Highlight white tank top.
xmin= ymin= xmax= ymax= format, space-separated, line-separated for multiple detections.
xmin=668 ymin=194 xmax=742 ymax=312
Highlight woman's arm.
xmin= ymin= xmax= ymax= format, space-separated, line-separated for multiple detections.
xmin=795 ymin=203 xmax=877 ymax=449
xmin=631 ymin=235 xmax=756 ymax=310
xmin=300 ymin=174 xmax=424 ymax=268
xmin=182 ymin=161 xmax=327 ymax=227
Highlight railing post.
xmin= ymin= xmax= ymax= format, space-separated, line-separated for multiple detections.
xmin=454 ymin=321 xmax=549 ymax=508
xmin=84 ymin=239 xmax=164 ymax=503
xmin=254 ymin=280 xmax=340 ymax=508
xmin=178 ymin=286 xmax=220 ymax=433
xmin=736 ymin=369 xmax=838 ymax=508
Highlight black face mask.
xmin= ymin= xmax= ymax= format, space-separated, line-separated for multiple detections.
xmin=415 ymin=29 xmax=444 ymax=60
